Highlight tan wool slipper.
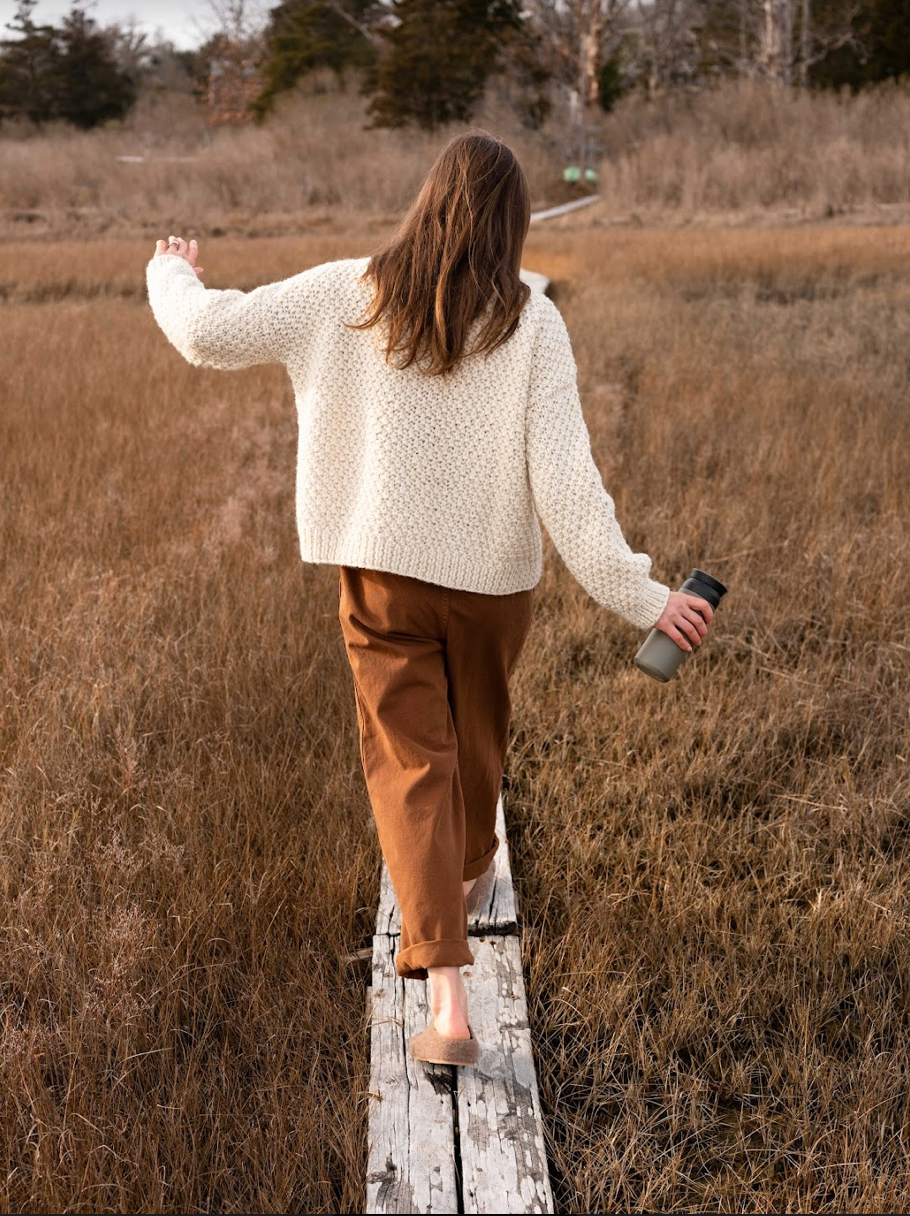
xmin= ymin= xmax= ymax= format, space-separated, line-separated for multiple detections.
xmin=408 ymin=1019 xmax=482 ymax=1066
xmin=465 ymin=862 xmax=496 ymax=915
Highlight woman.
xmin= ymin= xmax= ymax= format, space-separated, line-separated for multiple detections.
xmin=146 ymin=129 xmax=713 ymax=1068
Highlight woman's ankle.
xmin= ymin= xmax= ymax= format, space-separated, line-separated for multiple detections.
xmin=427 ymin=966 xmax=469 ymax=1034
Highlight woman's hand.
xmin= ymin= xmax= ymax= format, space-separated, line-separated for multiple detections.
xmin=653 ymin=589 xmax=714 ymax=652
xmin=154 ymin=235 xmax=204 ymax=278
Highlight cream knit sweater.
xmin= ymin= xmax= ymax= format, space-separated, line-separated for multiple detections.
xmin=145 ymin=252 xmax=671 ymax=630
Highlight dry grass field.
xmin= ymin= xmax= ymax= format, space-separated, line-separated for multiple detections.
xmin=2 ymin=212 xmax=910 ymax=1213
xmin=3 ymin=77 xmax=910 ymax=240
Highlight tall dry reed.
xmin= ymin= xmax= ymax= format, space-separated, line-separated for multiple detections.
xmin=1 ymin=220 xmax=908 ymax=1211
xmin=0 ymin=77 xmax=560 ymax=239
xmin=4 ymin=76 xmax=910 ymax=242
xmin=594 ymin=78 xmax=910 ymax=219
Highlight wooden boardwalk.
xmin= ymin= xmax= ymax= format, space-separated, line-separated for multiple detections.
xmin=518 ymin=266 xmax=550 ymax=294
xmin=366 ymin=792 xmax=554 ymax=1214
xmin=529 ymin=194 xmax=602 ymax=224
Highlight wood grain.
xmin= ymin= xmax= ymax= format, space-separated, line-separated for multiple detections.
xmin=366 ymin=934 xmax=459 ymax=1214
xmin=367 ymin=787 xmax=553 ymax=1213
xmin=458 ymin=936 xmax=554 ymax=1214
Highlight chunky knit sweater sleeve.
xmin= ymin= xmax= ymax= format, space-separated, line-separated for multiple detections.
xmin=145 ymin=252 xmax=329 ymax=370
xmin=526 ymin=296 xmax=671 ymax=630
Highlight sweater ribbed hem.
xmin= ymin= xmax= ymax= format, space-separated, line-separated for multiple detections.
xmin=297 ymin=527 xmax=542 ymax=596
xmin=298 ymin=528 xmax=671 ymax=628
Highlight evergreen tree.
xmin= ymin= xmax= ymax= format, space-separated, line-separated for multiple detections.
xmin=870 ymin=0 xmax=910 ymax=80
xmin=597 ymin=55 xmax=626 ymax=111
xmin=0 ymin=1 xmax=136 ymax=129
xmin=495 ymin=11 xmax=553 ymax=128
xmin=362 ymin=0 xmax=523 ymax=132
xmin=251 ymin=0 xmax=382 ymax=121
xmin=54 ymin=6 xmax=136 ymax=129
xmin=0 ymin=0 xmax=61 ymax=125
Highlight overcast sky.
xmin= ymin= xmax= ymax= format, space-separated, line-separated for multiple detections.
xmin=0 ymin=0 xmax=269 ymax=51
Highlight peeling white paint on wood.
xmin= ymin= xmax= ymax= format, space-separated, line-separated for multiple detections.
xmin=458 ymin=936 xmax=554 ymax=1214
xmin=366 ymin=934 xmax=460 ymax=1214
xmin=367 ymin=788 xmax=554 ymax=1214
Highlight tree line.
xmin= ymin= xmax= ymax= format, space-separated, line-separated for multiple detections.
xmin=1 ymin=0 xmax=908 ymax=133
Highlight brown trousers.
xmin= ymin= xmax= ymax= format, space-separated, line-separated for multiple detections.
xmin=338 ymin=566 xmax=534 ymax=980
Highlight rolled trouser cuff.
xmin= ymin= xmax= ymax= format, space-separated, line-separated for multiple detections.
xmin=396 ymin=937 xmax=474 ymax=980
xmin=463 ymin=833 xmax=499 ymax=881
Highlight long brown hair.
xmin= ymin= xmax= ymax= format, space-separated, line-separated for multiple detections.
xmin=344 ymin=129 xmax=532 ymax=377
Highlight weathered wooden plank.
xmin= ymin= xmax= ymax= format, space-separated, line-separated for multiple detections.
xmin=466 ymin=793 xmax=518 ymax=937
xmin=458 ymin=935 xmax=554 ymax=1215
xmin=529 ymin=194 xmax=602 ymax=223
xmin=365 ymin=933 xmax=459 ymax=1214
xmin=366 ymin=937 xmax=554 ymax=1215
xmin=518 ymin=267 xmax=550 ymax=294
xmin=376 ymin=791 xmax=518 ymax=938
xmin=375 ymin=863 xmax=398 ymax=938
xmin=367 ymin=789 xmax=554 ymax=1215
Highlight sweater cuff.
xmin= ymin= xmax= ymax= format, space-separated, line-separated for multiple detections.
xmin=144 ymin=252 xmax=199 ymax=288
xmin=146 ymin=254 xmax=198 ymax=283
xmin=627 ymin=578 xmax=672 ymax=631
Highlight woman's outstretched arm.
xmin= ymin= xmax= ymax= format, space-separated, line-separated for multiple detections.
xmin=145 ymin=237 xmax=327 ymax=371
xmin=525 ymin=296 xmax=672 ymax=631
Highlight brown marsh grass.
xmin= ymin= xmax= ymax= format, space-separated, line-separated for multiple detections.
xmin=0 ymin=82 xmax=561 ymax=241
xmin=3 ymin=77 xmax=910 ymax=241
xmin=593 ymin=77 xmax=910 ymax=221
xmin=1 ymin=221 xmax=909 ymax=1212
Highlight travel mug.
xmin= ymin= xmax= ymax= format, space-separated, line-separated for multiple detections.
xmin=634 ymin=569 xmax=727 ymax=683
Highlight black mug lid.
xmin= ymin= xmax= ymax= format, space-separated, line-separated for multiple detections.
xmin=684 ymin=569 xmax=728 ymax=606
